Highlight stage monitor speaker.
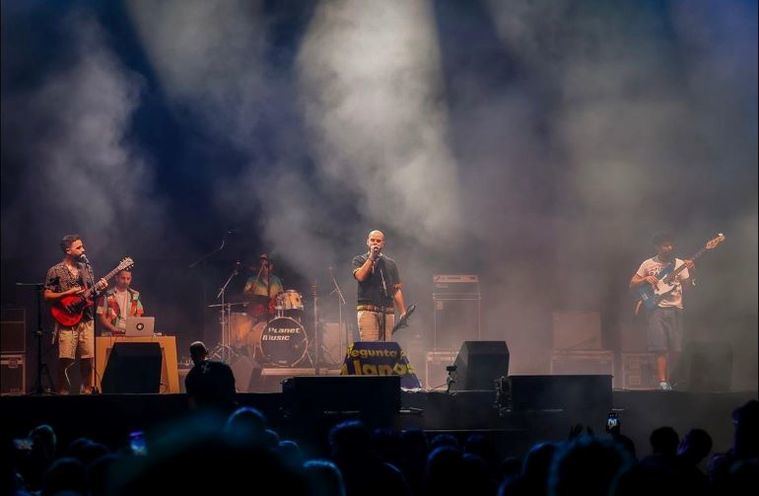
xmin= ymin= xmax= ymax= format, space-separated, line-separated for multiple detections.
xmin=510 ymin=374 xmax=612 ymax=415
xmin=450 ymin=341 xmax=509 ymax=392
xmin=101 ymin=342 xmax=162 ymax=393
xmin=1 ymin=308 xmax=26 ymax=354
xmin=684 ymin=341 xmax=732 ymax=392
xmin=283 ymin=375 xmax=400 ymax=425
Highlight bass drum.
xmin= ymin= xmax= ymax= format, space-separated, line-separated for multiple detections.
xmin=260 ymin=316 xmax=308 ymax=367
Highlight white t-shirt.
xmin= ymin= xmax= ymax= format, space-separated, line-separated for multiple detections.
xmin=114 ymin=289 xmax=130 ymax=329
xmin=636 ymin=257 xmax=690 ymax=309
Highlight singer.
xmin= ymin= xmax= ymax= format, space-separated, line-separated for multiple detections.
xmin=43 ymin=234 xmax=108 ymax=394
xmin=352 ymin=230 xmax=406 ymax=341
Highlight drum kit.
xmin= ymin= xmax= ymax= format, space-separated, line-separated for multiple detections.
xmin=206 ymin=254 xmax=349 ymax=369
xmin=217 ymin=287 xmax=335 ymax=368
xmin=227 ymin=290 xmax=310 ymax=367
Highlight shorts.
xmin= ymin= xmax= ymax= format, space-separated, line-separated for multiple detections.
xmin=56 ymin=320 xmax=95 ymax=359
xmin=646 ymin=307 xmax=683 ymax=353
xmin=357 ymin=311 xmax=395 ymax=342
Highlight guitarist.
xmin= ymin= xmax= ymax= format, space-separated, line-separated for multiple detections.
xmin=629 ymin=232 xmax=695 ymax=391
xmin=43 ymin=234 xmax=108 ymax=394
xmin=352 ymin=230 xmax=407 ymax=341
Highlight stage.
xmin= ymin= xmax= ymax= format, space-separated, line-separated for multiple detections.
xmin=2 ymin=387 xmax=754 ymax=460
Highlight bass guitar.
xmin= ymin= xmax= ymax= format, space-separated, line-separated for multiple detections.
xmin=634 ymin=234 xmax=725 ymax=314
xmin=51 ymin=257 xmax=134 ymax=327
xmin=391 ymin=303 xmax=416 ymax=334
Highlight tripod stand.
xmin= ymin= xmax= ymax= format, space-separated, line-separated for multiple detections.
xmin=16 ymin=282 xmax=54 ymax=394
xmin=208 ymin=262 xmax=241 ymax=364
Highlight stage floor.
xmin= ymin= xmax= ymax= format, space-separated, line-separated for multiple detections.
xmin=1 ymin=389 xmax=755 ymax=459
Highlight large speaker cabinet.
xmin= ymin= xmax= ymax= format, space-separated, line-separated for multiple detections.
xmin=432 ymin=275 xmax=481 ymax=351
xmin=1 ymin=308 xmax=26 ymax=354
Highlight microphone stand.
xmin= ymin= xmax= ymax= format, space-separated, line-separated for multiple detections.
xmin=328 ymin=267 xmax=347 ymax=356
xmin=188 ymin=231 xmax=231 ymax=355
xmin=188 ymin=232 xmax=230 ymax=269
xmin=379 ymin=260 xmax=389 ymax=342
xmin=16 ymin=282 xmax=54 ymax=394
xmin=312 ymin=280 xmax=320 ymax=375
xmin=80 ymin=258 xmax=101 ymax=394
xmin=214 ymin=263 xmax=240 ymax=364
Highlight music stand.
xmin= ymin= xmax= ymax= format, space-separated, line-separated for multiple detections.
xmin=16 ymin=282 xmax=54 ymax=394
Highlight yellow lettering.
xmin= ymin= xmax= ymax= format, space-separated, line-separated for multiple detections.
xmin=378 ymin=365 xmax=394 ymax=375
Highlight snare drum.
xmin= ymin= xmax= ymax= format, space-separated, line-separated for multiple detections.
xmin=260 ymin=316 xmax=308 ymax=367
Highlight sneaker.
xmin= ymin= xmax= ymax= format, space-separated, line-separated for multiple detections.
xmin=659 ymin=381 xmax=672 ymax=391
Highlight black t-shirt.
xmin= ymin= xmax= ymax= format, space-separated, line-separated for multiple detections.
xmin=352 ymin=253 xmax=401 ymax=308
xmin=185 ymin=360 xmax=236 ymax=409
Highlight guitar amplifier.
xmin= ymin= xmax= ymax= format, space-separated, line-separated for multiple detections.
xmin=425 ymin=351 xmax=458 ymax=390
xmin=1 ymin=354 xmax=25 ymax=395
xmin=433 ymin=275 xmax=480 ymax=299
xmin=1 ymin=308 xmax=26 ymax=354
xmin=552 ymin=311 xmax=602 ymax=350
xmin=550 ymin=350 xmax=615 ymax=387
xmin=433 ymin=275 xmax=481 ymax=351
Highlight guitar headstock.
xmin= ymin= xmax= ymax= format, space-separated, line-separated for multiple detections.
xmin=118 ymin=257 xmax=135 ymax=272
xmin=705 ymin=233 xmax=725 ymax=250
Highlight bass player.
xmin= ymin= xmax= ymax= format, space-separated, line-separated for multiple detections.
xmin=629 ymin=232 xmax=695 ymax=391
xmin=44 ymin=234 xmax=108 ymax=394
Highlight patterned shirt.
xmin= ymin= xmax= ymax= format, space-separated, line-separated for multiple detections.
xmin=44 ymin=261 xmax=96 ymax=322
xmin=96 ymin=287 xmax=144 ymax=333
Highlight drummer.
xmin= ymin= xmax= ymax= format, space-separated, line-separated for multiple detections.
xmin=243 ymin=253 xmax=284 ymax=324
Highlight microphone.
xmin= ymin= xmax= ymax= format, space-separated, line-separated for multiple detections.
xmin=79 ymin=254 xmax=91 ymax=266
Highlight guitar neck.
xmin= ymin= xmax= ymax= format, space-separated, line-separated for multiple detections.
xmin=83 ymin=264 xmax=123 ymax=298
xmin=668 ymin=246 xmax=707 ymax=278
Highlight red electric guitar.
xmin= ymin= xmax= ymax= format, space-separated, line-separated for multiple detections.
xmin=50 ymin=257 xmax=134 ymax=327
